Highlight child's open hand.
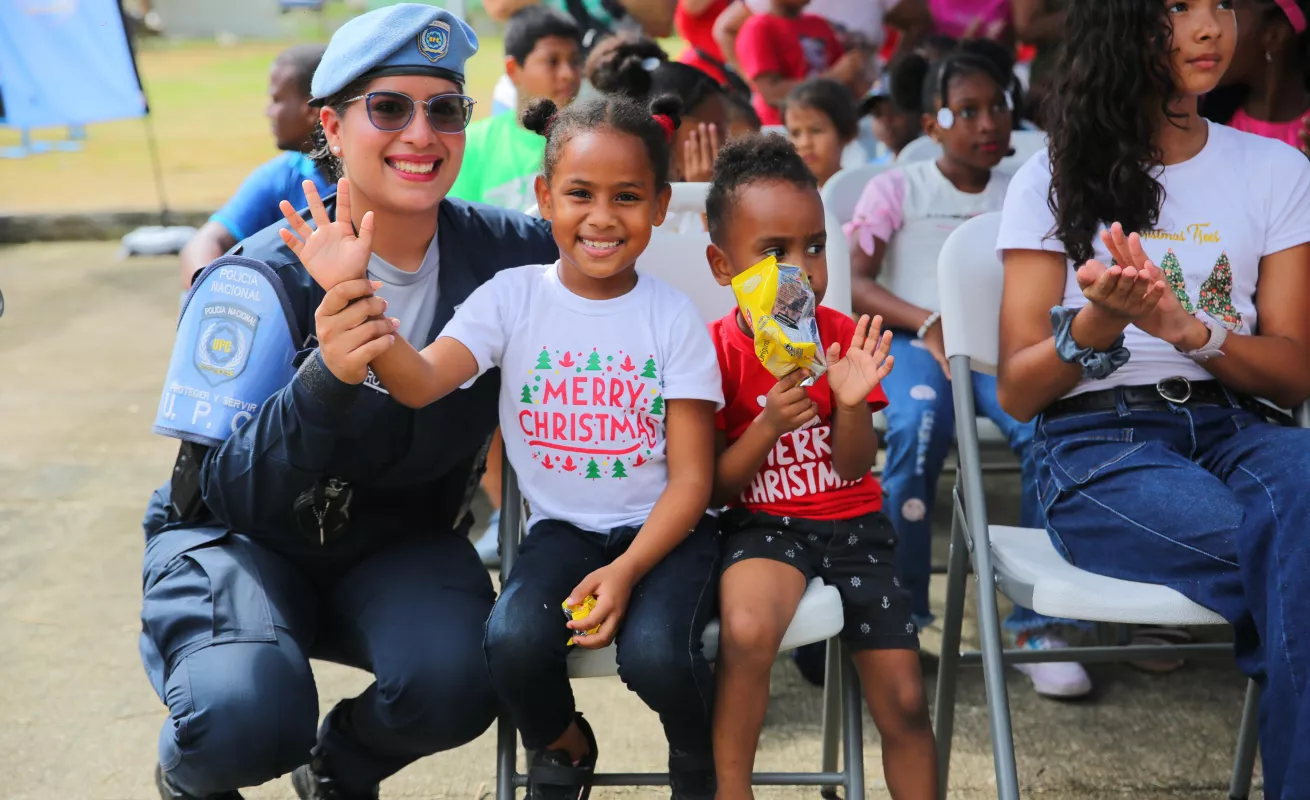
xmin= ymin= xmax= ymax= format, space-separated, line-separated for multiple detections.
xmin=565 ymin=562 xmax=637 ymax=649
xmin=826 ymin=314 xmax=894 ymax=410
xmin=279 ymin=178 xmax=375 ymax=291
xmin=1075 ymin=223 xmax=1166 ymax=321
xmin=759 ymin=370 xmax=819 ymax=437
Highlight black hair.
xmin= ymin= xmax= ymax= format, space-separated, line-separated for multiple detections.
xmin=307 ymin=76 xmax=370 ymax=183
xmin=275 ymin=43 xmax=327 ymax=100
xmin=725 ymin=92 xmax=762 ymax=128
xmin=916 ymin=34 xmax=960 ymax=61
xmin=782 ymin=78 xmax=859 ymax=141
xmin=1047 ymin=0 xmax=1178 ymax=266
xmin=921 ymin=45 xmax=1020 ymax=119
xmin=522 ymin=93 xmax=683 ymax=188
xmin=587 ymin=34 xmax=725 ymax=115
xmin=886 ymin=52 xmax=931 ymax=114
xmin=504 ymin=5 xmax=582 ymax=65
xmin=1202 ymin=0 xmax=1310 ymax=125
xmin=705 ymin=133 xmax=817 ymax=245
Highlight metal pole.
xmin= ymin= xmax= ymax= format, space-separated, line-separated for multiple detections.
xmin=932 ymin=502 xmax=970 ymax=798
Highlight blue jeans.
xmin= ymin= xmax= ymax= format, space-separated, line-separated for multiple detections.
xmin=881 ymin=333 xmax=1063 ymax=632
xmin=139 ymin=506 xmax=498 ymax=796
xmin=484 ymin=516 xmax=720 ymax=773
xmin=1034 ymin=398 xmax=1310 ymax=799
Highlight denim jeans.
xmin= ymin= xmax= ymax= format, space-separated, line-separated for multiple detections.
xmin=1033 ymin=397 xmax=1310 ymax=799
xmin=483 ymin=516 xmax=720 ymax=773
xmin=881 ymin=332 xmax=1069 ymax=632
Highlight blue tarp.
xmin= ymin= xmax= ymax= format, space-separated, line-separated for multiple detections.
xmin=0 ymin=0 xmax=146 ymax=129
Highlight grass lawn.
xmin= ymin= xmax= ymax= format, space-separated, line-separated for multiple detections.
xmin=0 ymin=35 xmax=504 ymax=215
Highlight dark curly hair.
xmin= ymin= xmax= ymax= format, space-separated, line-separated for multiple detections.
xmin=782 ymin=78 xmax=859 ymax=141
xmin=585 ymin=32 xmax=667 ymax=94
xmin=1047 ymin=0 xmax=1180 ymax=266
xmin=587 ymin=34 xmax=724 ymax=116
xmin=705 ymin=133 xmax=817 ymax=245
xmin=522 ymin=93 xmax=683 ymax=188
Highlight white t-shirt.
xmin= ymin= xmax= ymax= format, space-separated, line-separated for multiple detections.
xmin=997 ymin=121 xmax=1310 ymax=397
xmin=440 ymin=263 xmax=724 ymax=533
xmin=845 ymin=160 xmax=1011 ymax=314
xmin=743 ymin=0 xmax=898 ymax=45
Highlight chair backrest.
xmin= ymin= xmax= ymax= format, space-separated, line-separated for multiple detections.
xmin=821 ymin=164 xmax=888 ymax=225
xmin=897 ymin=129 xmax=1047 ymax=174
xmin=936 ymin=211 xmax=1003 ymax=374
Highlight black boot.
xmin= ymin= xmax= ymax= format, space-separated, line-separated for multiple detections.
xmin=291 ymin=701 xmax=380 ymax=800
xmin=154 ymin=764 xmax=244 ymax=800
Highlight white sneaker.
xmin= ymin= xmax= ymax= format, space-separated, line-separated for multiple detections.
xmin=1011 ymin=632 xmax=1093 ymax=699
xmin=473 ymin=509 xmax=501 ymax=568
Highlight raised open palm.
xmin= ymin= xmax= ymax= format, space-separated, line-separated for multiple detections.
xmin=826 ymin=314 xmax=894 ymax=409
xmin=279 ymin=178 xmax=375 ymax=291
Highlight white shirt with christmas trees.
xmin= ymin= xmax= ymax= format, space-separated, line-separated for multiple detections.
xmin=997 ymin=120 xmax=1310 ymax=397
xmin=440 ymin=262 xmax=724 ymax=533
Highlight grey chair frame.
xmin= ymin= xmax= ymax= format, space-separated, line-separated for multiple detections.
xmin=491 ymin=454 xmax=871 ymax=800
xmin=928 ymin=355 xmax=1300 ymax=800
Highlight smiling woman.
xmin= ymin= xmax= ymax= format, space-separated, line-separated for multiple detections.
xmin=139 ymin=5 xmax=560 ymax=800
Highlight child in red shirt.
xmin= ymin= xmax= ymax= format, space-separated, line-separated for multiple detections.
xmin=703 ymin=134 xmax=937 ymax=800
xmin=735 ymin=0 xmax=868 ymax=125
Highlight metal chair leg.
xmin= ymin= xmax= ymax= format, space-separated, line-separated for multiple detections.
xmin=1228 ymin=680 xmax=1261 ymax=800
xmin=932 ymin=505 xmax=970 ymax=799
xmin=821 ymin=638 xmax=843 ymax=800
xmin=495 ymin=455 xmax=524 ymax=800
xmin=841 ymin=646 xmax=866 ymax=800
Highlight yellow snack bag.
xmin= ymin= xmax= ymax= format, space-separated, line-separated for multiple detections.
xmin=730 ymin=256 xmax=828 ymax=383
xmin=562 ymin=595 xmax=602 ymax=645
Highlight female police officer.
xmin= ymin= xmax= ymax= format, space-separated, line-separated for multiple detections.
xmin=141 ymin=6 xmax=557 ymax=799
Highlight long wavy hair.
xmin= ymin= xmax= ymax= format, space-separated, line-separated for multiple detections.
xmin=1047 ymin=0 xmax=1181 ymax=265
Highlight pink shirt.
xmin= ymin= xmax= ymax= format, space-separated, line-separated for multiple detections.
xmin=1227 ymin=107 xmax=1309 ymax=152
xmin=928 ymin=0 xmax=1011 ymax=39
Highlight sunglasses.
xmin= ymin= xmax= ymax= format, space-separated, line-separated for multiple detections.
xmin=342 ymin=91 xmax=476 ymax=134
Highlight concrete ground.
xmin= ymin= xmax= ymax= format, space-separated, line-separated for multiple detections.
xmin=0 ymin=242 xmax=1261 ymax=799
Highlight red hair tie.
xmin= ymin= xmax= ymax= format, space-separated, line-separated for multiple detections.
xmin=652 ymin=113 xmax=675 ymax=143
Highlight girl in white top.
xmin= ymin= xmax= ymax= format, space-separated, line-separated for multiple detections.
xmin=848 ymin=44 xmax=1095 ymax=699
xmin=996 ymin=0 xmax=1310 ymax=794
xmin=281 ymin=92 xmax=725 ymax=800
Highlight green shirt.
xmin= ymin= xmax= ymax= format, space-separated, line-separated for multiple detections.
xmin=449 ymin=111 xmax=545 ymax=213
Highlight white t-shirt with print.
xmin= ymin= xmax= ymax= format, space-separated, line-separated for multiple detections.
xmin=440 ymin=263 xmax=724 ymax=533
xmin=996 ymin=121 xmax=1310 ymax=398
xmin=845 ymin=159 xmax=1011 ymax=314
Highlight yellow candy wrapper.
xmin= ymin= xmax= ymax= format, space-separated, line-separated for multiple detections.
xmin=730 ymin=256 xmax=827 ymax=384
xmin=563 ymin=595 xmax=602 ymax=645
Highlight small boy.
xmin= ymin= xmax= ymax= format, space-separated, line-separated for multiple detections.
xmin=703 ymin=134 xmax=937 ymax=800
xmin=448 ymin=5 xmax=582 ymax=212
xmin=734 ymin=0 xmax=868 ymax=126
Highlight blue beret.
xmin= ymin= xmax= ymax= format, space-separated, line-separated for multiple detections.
xmin=311 ymin=4 xmax=479 ymax=102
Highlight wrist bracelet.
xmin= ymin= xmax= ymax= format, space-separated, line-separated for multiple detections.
xmin=1050 ymin=305 xmax=1131 ymax=379
xmin=917 ymin=311 xmax=942 ymax=339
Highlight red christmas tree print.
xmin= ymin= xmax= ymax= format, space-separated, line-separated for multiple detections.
xmin=558 ymin=352 xmax=576 ymax=367
xmin=562 ymin=456 xmax=577 ymax=471
xmin=619 ymin=354 xmax=636 ymax=372
xmin=541 ymin=454 xmax=555 ymax=469
xmin=632 ymin=453 xmax=647 ymax=467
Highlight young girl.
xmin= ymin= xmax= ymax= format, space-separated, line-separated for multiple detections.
xmin=997 ymin=0 xmax=1310 ymax=795
xmin=281 ymin=93 xmax=725 ymax=800
xmin=782 ymin=77 xmax=859 ymax=188
xmin=846 ymin=45 xmax=1093 ymax=699
xmin=705 ymin=133 xmax=937 ymax=800
xmin=1202 ymin=0 xmax=1310 ymax=153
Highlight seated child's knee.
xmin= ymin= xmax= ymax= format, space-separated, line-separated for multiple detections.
xmin=721 ymin=606 xmax=788 ymax=664
xmin=875 ymin=678 xmax=932 ymax=738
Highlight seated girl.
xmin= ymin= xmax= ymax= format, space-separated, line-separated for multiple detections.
xmin=281 ymin=92 xmax=725 ymax=800
xmin=782 ymin=77 xmax=860 ymax=189
xmin=847 ymin=44 xmax=1093 ymax=699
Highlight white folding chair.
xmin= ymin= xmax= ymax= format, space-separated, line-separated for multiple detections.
xmin=896 ymin=130 xmax=1047 ymax=173
xmin=494 ymin=207 xmax=868 ymax=800
xmin=930 ymin=212 xmax=1265 ymax=800
xmin=820 ymin=164 xmax=889 ymax=226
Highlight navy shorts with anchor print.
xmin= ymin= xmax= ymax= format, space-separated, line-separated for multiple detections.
xmin=721 ymin=509 xmax=919 ymax=651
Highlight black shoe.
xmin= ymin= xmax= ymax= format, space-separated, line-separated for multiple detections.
xmin=526 ymin=712 xmax=599 ymax=800
xmin=669 ymin=750 xmax=716 ymax=800
xmin=154 ymin=764 xmax=244 ymax=800
xmin=291 ymin=761 xmax=379 ymax=800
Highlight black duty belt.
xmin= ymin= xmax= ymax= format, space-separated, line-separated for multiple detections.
xmin=1045 ymin=377 xmax=1292 ymax=426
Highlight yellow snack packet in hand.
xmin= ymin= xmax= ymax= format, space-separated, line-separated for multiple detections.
xmin=730 ymin=256 xmax=828 ymax=383
xmin=563 ymin=595 xmax=601 ymax=645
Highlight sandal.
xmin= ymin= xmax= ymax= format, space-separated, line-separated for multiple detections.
xmin=527 ymin=712 xmax=599 ymax=800
xmin=1127 ymin=626 xmax=1193 ymax=674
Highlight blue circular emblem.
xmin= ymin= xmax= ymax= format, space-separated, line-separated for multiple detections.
xmin=418 ymin=22 xmax=450 ymax=63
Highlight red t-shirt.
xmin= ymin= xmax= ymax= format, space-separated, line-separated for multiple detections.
xmin=710 ymin=306 xmax=887 ymax=520
xmin=676 ymin=0 xmax=731 ymax=60
xmin=736 ymin=12 xmax=845 ymax=126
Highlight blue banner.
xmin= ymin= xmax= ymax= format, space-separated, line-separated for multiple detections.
xmin=0 ymin=0 xmax=146 ymax=128
xmin=154 ymin=257 xmax=303 ymax=448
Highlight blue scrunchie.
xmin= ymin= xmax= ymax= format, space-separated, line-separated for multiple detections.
xmin=1050 ymin=306 xmax=1131 ymax=380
